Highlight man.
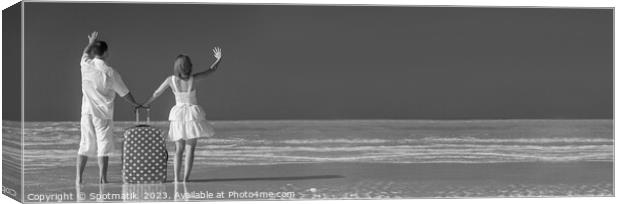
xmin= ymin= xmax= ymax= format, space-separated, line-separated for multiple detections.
xmin=76 ymin=31 xmax=140 ymax=184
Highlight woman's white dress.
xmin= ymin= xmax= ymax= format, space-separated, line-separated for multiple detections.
xmin=168 ymin=76 xmax=214 ymax=141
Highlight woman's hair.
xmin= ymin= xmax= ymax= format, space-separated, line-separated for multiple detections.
xmin=174 ymin=55 xmax=193 ymax=79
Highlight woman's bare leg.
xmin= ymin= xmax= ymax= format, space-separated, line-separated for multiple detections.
xmin=183 ymin=139 xmax=197 ymax=182
xmin=174 ymin=140 xmax=186 ymax=182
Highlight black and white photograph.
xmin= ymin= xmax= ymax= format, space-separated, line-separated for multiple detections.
xmin=1 ymin=0 xmax=614 ymax=202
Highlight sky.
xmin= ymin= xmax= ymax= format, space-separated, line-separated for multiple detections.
xmin=19 ymin=3 xmax=612 ymax=121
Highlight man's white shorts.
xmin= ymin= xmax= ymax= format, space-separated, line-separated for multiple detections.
xmin=78 ymin=114 xmax=115 ymax=157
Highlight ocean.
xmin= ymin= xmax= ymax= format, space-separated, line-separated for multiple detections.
xmin=2 ymin=119 xmax=614 ymax=199
xmin=4 ymin=119 xmax=612 ymax=168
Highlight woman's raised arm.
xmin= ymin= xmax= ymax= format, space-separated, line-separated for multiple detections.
xmin=193 ymin=47 xmax=223 ymax=80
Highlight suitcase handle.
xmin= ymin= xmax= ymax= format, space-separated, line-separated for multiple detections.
xmin=134 ymin=107 xmax=151 ymax=124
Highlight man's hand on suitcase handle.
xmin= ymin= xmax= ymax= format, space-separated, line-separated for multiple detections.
xmin=134 ymin=105 xmax=150 ymax=111
xmin=134 ymin=106 xmax=151 ymax=123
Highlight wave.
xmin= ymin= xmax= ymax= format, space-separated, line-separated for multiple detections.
xmin=5 ymin=120 xmax=613 ymax=170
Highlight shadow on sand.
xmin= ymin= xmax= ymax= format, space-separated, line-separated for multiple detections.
xmin=186 ymin=175 xmax=345 ymax=183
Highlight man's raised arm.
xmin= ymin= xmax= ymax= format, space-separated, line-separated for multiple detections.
xmin=82 ymin=31 xmax=99 ymax=56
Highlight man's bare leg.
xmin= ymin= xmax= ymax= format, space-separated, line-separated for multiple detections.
xmin=98 ymin=156 xmax=109 ymax=184
xmin=76 ymin=155 xmax=88 ymax=185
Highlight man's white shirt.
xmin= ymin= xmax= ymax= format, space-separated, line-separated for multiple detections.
xmin=80 ymin=54 xmax=129 ymax=119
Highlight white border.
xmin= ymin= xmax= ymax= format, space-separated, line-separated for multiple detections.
xmin=0 ymin=1 xmax=617 ymax=204
xmin=14 ymin=0 xmax=620 ymax=7
xmin=20 ymin=1 xmax=24 ymax=203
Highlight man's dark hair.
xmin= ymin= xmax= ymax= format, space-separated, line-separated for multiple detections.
xmin=88 ymin=40 xmax=108 ymax=57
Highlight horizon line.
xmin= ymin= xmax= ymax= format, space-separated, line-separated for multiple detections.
xmin=5 ymin=118 xmax=614 ymax=123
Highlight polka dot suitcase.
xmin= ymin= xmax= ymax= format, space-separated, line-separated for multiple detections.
xmin=122 ymin=108 xmax=168 ymax=183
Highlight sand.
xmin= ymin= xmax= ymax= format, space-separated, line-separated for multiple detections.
xmin=22 ymin=161 xmax=613 ymax=202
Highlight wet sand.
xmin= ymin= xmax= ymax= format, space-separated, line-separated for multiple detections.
xmin=23 ymin=161 xmax=613 ymax=202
